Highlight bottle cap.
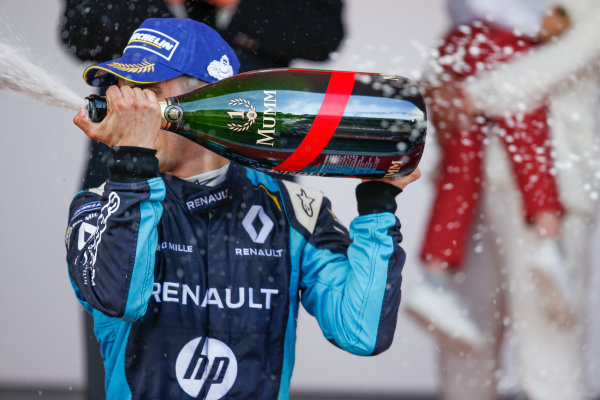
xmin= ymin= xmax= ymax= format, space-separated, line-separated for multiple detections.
xmin=85 ymin=94 xmax=107 ymax=123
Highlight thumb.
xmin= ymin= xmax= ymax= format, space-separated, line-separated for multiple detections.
xmin=73 ymin=108 xmax=91 ymax=129
xmin=73 ymin=107 xmax=101 ymax=140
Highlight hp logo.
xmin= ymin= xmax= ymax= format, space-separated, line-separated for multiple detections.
xmin=175 ymin=337 xmax=238 ymax=399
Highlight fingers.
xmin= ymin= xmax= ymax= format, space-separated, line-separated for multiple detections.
xmin=106 ymin=85 xmax=140 ymax=114
xmin=145 ymin=90 xmax=162 ymax=123
xmin=144 ymin=88 xmax=158 ymax=103
xmin=407 ymin=167 xmax=421 ymax=183
xmin=73 ymin=107 xmax=92 ymax=132
xmin=74 ymin=84 xmax=124 ymax=145
xmin=140 ymin=88 xmax=161 ymax=118
xmin=118 ymin=85 xmax=137 ymax=113
xmin=360 ymin=167 xmax=421 ymax=190
xmin=129 ymin=86 xmax=160 ymax=115
xmin=73 ymin=107 xmax=106 ymax=142
xmin=105 ymin=84 xmax=123 ymax=110
xmin=132 ymin=86 xmax=146 ymax=103
xmin=392 ymin=167 xmax=421 ymax=189
xmin=74 ymin=84 xmax=161 ymax=148
xmin=391 ymin=167 xmax=421 ymax=189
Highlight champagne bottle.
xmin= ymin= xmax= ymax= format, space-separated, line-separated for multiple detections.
xmin=86 ymin=68 xmax=427 ymax=178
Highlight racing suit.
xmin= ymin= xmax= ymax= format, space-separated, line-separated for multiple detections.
xmin=65 ymin=146 xmax=406 ymax=400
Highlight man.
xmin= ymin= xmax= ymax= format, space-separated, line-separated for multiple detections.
xmin=65 ymin=18 xmax=419 ymax=399
xmin=60 ymin=6 xmax=344 ymax=396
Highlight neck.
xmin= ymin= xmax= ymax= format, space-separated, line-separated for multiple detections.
xmin=162 ymin=144 xmax=230 ymax=178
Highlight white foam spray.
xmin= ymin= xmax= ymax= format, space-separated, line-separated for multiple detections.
xmin=0 ymin=30 xmax=83 ymax=111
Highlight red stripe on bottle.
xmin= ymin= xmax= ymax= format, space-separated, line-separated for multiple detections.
xmin=273 ymin=71 xmax=357 ymax=172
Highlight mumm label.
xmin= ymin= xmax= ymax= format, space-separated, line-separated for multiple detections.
xmin=257 ymin=91 xmax=276 ymax=146
xmin=384 ymin=160 xmax=405 ymax=178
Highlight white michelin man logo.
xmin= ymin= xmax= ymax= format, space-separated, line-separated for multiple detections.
xmin=207 ymin=55 xmax=234 ymax=80
xmin=175 ymin=337 xmax=238 ymax=399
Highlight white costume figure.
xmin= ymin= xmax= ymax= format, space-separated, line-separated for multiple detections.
xmin=434 ymin=0 xmax=600 ymax=398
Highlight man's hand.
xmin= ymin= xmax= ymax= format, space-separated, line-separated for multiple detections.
xmin=362 ymin=167 xmax=421 ymax=190
xmin=538 ymin=6 xmax=570 ymax=43
xmin=74 ymin=85 xmax=161 ymax=149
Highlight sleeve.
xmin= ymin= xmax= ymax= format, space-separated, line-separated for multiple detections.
xmin=65 ymin=147 xmax=165 ymax=321
xmin=224 ymin=0 xmax=344 ymax=63
xmin=463 ymin=3 xmax=600 ymax=116
xmin=288 ymin=180 xmax=405 ymax=356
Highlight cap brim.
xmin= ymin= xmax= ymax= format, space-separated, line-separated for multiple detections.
xmin=83 ymin=55 xmax=182 ymax=87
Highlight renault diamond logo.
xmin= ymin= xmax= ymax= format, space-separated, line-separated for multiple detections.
xmin=242 ymin=205 xmax=274 ymax=244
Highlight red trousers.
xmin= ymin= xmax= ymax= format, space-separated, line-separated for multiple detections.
xmin=421 ymin=24 xmax=564 ymax=267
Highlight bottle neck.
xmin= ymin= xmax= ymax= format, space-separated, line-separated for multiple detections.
xmin=158 ymin=98 xmax=182 ymax=130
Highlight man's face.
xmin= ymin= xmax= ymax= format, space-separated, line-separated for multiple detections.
xmin=117 ymin=77 xmax=208 ymax=175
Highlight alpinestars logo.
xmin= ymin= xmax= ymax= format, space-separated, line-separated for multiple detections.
xmin=297 ymin=189 xmax=316 ymax=217
xmin=242 ymin=205 xmax=274 ymax=244
xmin=176 ymin=337 xmax=237 ymax=399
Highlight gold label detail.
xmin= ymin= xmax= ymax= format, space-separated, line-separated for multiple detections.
xmin=227 ymin=98 xmax=257 ymax=132
xmin=384 ymin=159 xmax=404 ymax=178
xmin=164 ymin=104 xmax=183 ymax=124
xmin=107 ymin=61 xmax=155 ymax=74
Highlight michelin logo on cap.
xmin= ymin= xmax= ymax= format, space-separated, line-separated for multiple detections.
xmin=208 ymin=55 xmax=234 ymax=80
xmin=125 ymin=28 xmax=180 ymax=61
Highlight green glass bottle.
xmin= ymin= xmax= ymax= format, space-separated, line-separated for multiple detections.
xmin=86 ymin=68 xmax=427 ymax=178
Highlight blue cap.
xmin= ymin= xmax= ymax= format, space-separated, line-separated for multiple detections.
xmin=83 ymin=18 xmax=240 ymax=87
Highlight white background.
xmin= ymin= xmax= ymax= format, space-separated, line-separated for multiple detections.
xmin=0 ymin=0 xmax=598 ymax=396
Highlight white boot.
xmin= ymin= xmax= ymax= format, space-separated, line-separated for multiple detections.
xmin=404 ymin=271 xmax=484 ymax=352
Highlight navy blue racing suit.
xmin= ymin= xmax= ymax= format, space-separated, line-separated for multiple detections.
xmin=65 ymin=146 xmax=406 ymax=400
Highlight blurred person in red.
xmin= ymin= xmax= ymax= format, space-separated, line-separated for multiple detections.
xmin=406 ymin=0 xmax=600 ymax=398
xmin=457 ymin=0 xmax=600 ymax=397
xmin=407 ymin=0 xmax=569 ymax=344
